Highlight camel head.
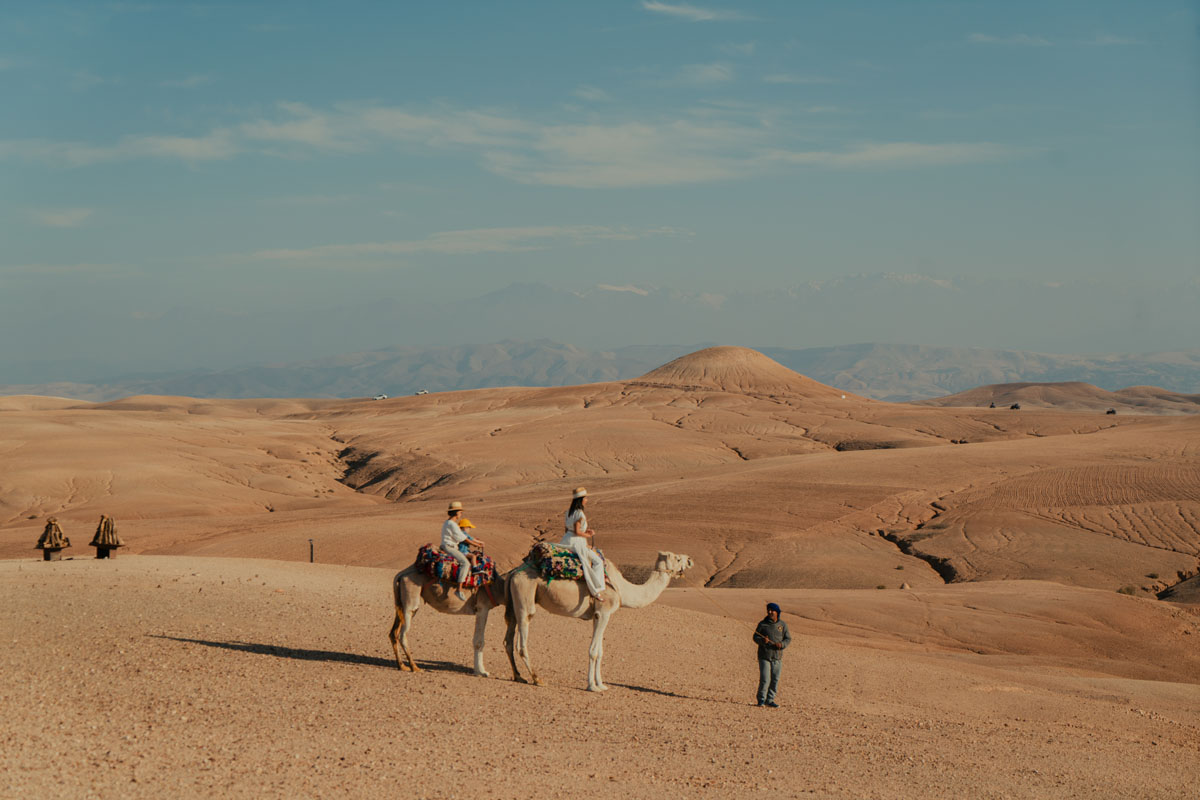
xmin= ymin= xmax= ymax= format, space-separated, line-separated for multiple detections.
xmin=654 ymin=551 xmax=693 ymax=579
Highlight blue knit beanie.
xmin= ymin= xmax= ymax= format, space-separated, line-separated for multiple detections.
xmin=766 ymin=602 xmax=781 ymax=614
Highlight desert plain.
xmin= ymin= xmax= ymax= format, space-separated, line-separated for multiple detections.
xmin=2 ymin=346 xmax=1198 ymax=798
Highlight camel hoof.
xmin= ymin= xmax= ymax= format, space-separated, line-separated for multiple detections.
xmin=475 ymin=671 xmax=490 ymax=678
xmin=512 ymin=675 xmax=528 ymax=685
xmin=595 ymin=684 xmax=610 ymax=692
xmin=410 ymin=665 xmax=422 ymax=673
xmin=531 ymin=677 xmax=543 ymax=686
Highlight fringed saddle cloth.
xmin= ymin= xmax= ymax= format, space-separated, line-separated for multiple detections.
xmin=415 ymin=545 xmax=497 ymax=588
xmin=524 ymin=541 xmax=605 ymax=583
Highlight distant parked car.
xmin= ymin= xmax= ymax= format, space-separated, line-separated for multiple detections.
xmin=373 ymin=394 xmax=388 ymax=400
xmin=414 ymin=389 xmax=429 ymax=396
xmin=1106 ymin=408 xmax=1116 ymax=415
xmin=1009 ymin=403 xmax=1021 ymax=410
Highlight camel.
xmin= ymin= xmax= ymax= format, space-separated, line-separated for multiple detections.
xmin=504 ymin=550 xmax=693 ymax=692
xmin=387 ymin=564 xmax=509 ymax=677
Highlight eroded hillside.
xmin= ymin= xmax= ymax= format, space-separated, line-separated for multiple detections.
xmin=2 ymin=348 xmax=1197 ymax=597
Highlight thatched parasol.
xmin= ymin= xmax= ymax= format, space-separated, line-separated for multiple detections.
xmin=89 ymin=515 xmax=124 ymax=559
xmin=35 ymin=517 xmax=71 ymax=561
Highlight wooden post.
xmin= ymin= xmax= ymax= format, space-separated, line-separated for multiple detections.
xmin=309 ymin=539 xmax=314 ymax=563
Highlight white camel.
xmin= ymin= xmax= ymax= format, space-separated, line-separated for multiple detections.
xmin=504 ymin=550 xmax=693 ymax=691
xmin=388 ymin=565 xmax=508 ymax=676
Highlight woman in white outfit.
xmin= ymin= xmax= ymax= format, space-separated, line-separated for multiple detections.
xmin=441 ymin=501 xmax=484 ymax=600
xmin=559 ymin=487 xmax=607 ymax=602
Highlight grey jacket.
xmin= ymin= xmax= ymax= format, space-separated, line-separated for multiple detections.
xmin=753 ymin=617 xmax=791 ymax=662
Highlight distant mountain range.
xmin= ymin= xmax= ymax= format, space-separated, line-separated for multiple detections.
xmin=3 ymin=340 xmax=1199 ymax=402
xmin=3 ymin=274 xmax=1198 ymax=386
xmin=920 ymin=381 xmax=1200 ymax=414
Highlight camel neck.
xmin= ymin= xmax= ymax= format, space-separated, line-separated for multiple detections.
xmin=606 ymin=565 xmax=672 ymax=609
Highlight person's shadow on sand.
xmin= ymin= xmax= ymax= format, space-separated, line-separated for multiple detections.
xmin=151 ymin=635 xmax=475 ymax=675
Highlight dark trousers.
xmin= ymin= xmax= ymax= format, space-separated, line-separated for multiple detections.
xmin=757 ymin=658 xmax=781 ymax=704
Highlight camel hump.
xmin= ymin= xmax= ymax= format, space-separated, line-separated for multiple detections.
xmin=415 ymin=543 xmax=497 ymax=588
xmin=526 ymin=541 xmax=604 ymax=582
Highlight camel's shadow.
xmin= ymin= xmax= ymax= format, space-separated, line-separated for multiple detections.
xmin=610 ymin=681 xmax=741 ymax=705
xmin=151 ymin=635 xmax=475 ymax=675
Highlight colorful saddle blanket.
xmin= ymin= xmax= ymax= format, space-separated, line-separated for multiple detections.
xmin=416 ymin=544 xmax=497 ymax=589
xmin=525 ymin=541 xmax=604 ymax=582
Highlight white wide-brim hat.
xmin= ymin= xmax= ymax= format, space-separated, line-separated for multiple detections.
xmin=572 ymin=487 xmax=587 ymax=498
xmin=447 ymin=501 xmax=464 ymax=512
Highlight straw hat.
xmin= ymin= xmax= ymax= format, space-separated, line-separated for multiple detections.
xmin=459 ymin=518 xmax=475 ymax=529
xmin=572 ymin=487 xmax=587 ymax=498
xmin=447 ymin=501 xmax=464 ymax=512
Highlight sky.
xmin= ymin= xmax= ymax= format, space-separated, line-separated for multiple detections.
xmin=2 ymin=1 xmax=1198 ymax=381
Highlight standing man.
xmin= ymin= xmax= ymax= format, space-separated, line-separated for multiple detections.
xmin=753 ymin=601 xmax=791 ymax=707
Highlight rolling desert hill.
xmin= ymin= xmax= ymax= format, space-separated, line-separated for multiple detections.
xmin=2 ymin=346 xmax=1197 ymax=600
xmin=923 ymin=381 xmax=1200 ymax=415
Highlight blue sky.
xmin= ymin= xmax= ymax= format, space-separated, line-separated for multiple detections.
xmin=2 ymin=1 xmax=1197 ymax=378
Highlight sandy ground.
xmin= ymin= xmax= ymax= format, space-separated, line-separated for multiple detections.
xmin=3 ymin=349 xmax=1199 ymax=797
xmin=2 ymin=556 xmax=1198 ymax=799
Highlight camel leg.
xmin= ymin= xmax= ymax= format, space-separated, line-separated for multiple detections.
xmin=398 ymin=597 xmax=421 ymax=672
xmin=516 ymin=610 xmax=541 ymax=686
xmin=471 ymin=604 xmax=490 ymax=678
xmin=503 ymin=605 xmax=526 ymax=683
xmin=588 ymin=609 xmax=613 ymax=692
xmin=388 ymin=605 xmax=405 ymax=670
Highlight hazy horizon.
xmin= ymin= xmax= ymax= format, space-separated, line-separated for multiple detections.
xmin=4 ymin=2 xmax=1197 ymax=380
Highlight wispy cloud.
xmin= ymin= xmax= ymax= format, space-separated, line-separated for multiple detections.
xmin=967 ymin=33 xmax=1052 ymax=46
xmin=0 ymin=261 xmax=124 ymax=277
xmin=594 ymin=284 xmax=651 ymax=295
xmin=719 ymin=41 xmax=756 ymax=56
xmin=262 ymin=194 xmax=353 ymax=207
xmin=640 ymin=2 xmax=748 ymax=22
xmin=1087 ymin=34 xmax=1142 ymax=46
xmin=572 ymin=86 xmax=612 ymax=102
xmin=246 ymin=225 xmax=683 ymax=262
xmin=0 ymin=129 xmax=238 ymax=166
xmin=32 ymin=208 xmax=94 ymax=227
xmin=1 ymin=102 xmax=1031 ymax=187
xmin=160 ymin=74 xmax=211 ymax=88
xmin=484 ymin=118 xmax=765 ymax=188
xmin=762 ymin=73 xmax=835 ymax=85
xmin=669 ymin=62 xmax=734 ymax=86
xmin=769 ymin=141 xmax=1026 ymax=168
xmin=72 ymin=69 xmax=117 ymax=90
xmin=241 ymin=102 xmax=358 ymax=150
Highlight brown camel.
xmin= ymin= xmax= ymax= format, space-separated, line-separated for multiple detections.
xmin=387 ymin=564 xmax=508 ymax=676
xmin=504 ymin=550 xmax=693 ymax=692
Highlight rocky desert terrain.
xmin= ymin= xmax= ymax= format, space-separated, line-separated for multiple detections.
xmin=2 ymin=347 xmax=1198 ymax=798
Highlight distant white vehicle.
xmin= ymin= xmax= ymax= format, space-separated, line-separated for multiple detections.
xmin=414 ymin=389 xmax=429 ymax=396
xmin=373 ymin=394 xmax=388 ymax=400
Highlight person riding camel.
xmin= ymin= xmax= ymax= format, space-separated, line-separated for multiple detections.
xmin=559 ymin=487 xmax=608 ymax=603
xmin=441 ymin=502 xmax=484 ymax=600
xmin=457 ymin=518 xmax=483 ymax=570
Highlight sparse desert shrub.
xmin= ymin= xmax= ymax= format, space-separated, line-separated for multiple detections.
xmin=1146 ymin=573 xmax=1159 ymax=579
xmin=895 ymin=565 xmax=904 ymax=570
xmin=876 ymin=585 xmax=886 ymax=590
xmin=1116 ymin=585 xmax=1139 ymax=596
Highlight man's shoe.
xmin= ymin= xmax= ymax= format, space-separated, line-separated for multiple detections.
xmin=765 ymin=701 xmax=779 ymax=708
xmin=755 ymin=701 xmax=765 ymax=707
xmin=454 ymin=589 xmax=466 ymax=600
